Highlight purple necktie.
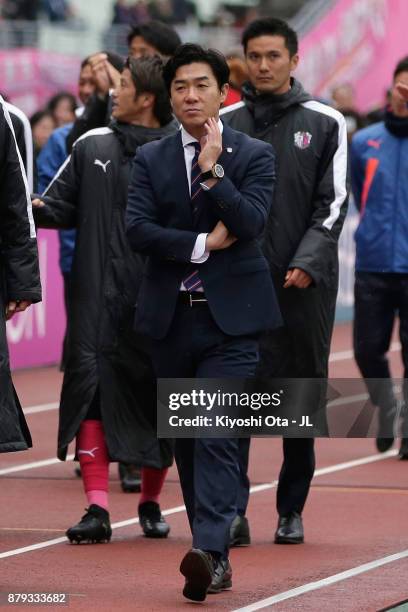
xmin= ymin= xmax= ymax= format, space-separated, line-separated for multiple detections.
xmin=183 ymin=142 xmax=204 ymax=292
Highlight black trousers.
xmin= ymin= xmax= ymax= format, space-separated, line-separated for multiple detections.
xmin=237 ymin=275 xmax=337 ymax=517
xmin=150 ymin=300 xmax=259 ymax=557
xmin=353 ymin=272 xmax=408 ymax=434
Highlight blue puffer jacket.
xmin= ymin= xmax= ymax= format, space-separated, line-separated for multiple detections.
xmin=37 ymin=123 xmax=76 ymax=275
xmin=351 ymin=121 xmax=408 ymax=272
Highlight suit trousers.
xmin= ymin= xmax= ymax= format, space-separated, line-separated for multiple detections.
xmin=150 ymin=299 xmax=259 ymax=556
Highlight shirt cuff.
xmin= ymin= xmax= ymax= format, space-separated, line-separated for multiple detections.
xmin=191 ymin=233 xmax=209 ymax=263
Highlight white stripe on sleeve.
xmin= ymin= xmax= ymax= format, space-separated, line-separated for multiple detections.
xmin=301 ymin=100 xmax=348 ymax=231
xmin=1 ymin=95 xmax=36 ymax=238
xmin=42 ymin=126 xmax=113 ymax=195
xmin=5 ymin=102 xmax=34 ymax=192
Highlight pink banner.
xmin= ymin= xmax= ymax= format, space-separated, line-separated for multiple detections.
xmin=7 ymin=230 xmax=66 ymax=369
xmin=0 ymin=49 xmax=80 ymax=116
xmin=297 ymin=0 xmax=408 ymax=111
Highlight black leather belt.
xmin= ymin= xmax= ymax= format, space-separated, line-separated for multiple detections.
xmin=178 ymin=291 xmax=208 ymax=307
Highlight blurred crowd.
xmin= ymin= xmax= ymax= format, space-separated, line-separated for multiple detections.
xmin=0 ymin=0 xmax=73 ymax=21
xmin=112 ymin=0 xmax=196 ymax=26
xmin=23 ymin=72 xmax=391 ymax=157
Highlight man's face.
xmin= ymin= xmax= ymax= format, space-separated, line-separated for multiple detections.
xmin=245 ymin=35 xmax=298 ymax=95
xmin=129 ymin=35 xmax=158 ymax=59
xmin=390 ymin=70 xmax=408 ymax=118
xmin=170 ymin=62 xmax=227 ymax=132
xmin=78 ymin=64 xmax=95 ymax=105
xmin=112 ymin=68 xmax=144 ymax=123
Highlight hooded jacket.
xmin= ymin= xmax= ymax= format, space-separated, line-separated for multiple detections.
xmin=222 ymin=78 xmax=349 ymax=285
xmin=34 ymin=119 xmax=177 ymax=464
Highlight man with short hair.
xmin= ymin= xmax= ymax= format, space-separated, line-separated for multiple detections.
xmin=351 ymin=56 xmax=408 ymax=457
xmin=0 ymin=95 xmax=41 ymax=453
xmin=66 ymin=52 xmax=125 ymax=152
xmin=222 ymin=17 xmax=349 ymax=546
xmin=32 ymin=57 xmax=177 ymax=543
xmin=127 ymin=20 xmax=181 ymax=59
xmin=126 ymin=43 xmax=281 ymax=602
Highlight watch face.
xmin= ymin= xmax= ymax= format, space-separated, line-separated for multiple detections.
xmin=213 ymin=164 xmax=225 ymax=179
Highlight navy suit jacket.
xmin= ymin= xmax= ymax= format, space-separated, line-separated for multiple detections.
xmin=126 ymin=122 xmax=282 ymax=340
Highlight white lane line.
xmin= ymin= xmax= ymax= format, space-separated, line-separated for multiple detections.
xmin=0 ymin=450 xmax=398 ymax=559
xmin=0 ymin=455 xmax=74 ymax=476
xmin=329 ymin=341 xmax=400 ymax=363
xmin=0 ymin=439 xmax=397 ymax=478
xmin=232 ymin=549 xmax=408 ymax=611
xmin=20 ymin=340 xmax=401 ymax=416
xmin=0 ymin=506 xmax=187 ymax=560
xmin=327 ymin=392 xmax=368 ymax=407
xmin=22 ymin=392 xmax=370 ymax=416
xmin=24 ymin=402 xmax=59 ymax=415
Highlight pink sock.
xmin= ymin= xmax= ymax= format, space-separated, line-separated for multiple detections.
xmin=76 ymin=420 xmax=109 ymax=511
xmin=139 ymin=467 xmax=168 ymax=505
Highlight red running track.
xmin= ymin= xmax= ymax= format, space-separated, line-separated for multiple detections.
xmin=0 ymin=321 xmax=407 ymax=611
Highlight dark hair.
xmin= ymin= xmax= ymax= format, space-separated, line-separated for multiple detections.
xmin=47 ymin=91 xmax=77 ymax=114
xmin=163 ymin=43 xmax=230 ymax=92
xmin=394 ymin=56 xmax=408 ymax=80
xmin=29 ymin=110 xmax=54 ymax=128
xmin=125 ymin=56 xmax=172 ymax=126
xmin=242 ymin=17 xmax=298 ymax=57
xmin=127 ymin=20 xmax=181 ymax=57
xmin=81 ymin=51 xmax=125 ymax=72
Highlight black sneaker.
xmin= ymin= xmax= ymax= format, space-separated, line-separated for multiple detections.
xmin=138 ymin=501 xmax=170 ymax=538
xmin=118 ymin=463 xmax=142 ymax=493
xmin=66 ymin=505 xmax=112 ymax=544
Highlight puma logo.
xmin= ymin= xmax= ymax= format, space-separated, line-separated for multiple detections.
xmin=94 ymin=159 xmax=111 ymax=173
xmin=78 ymin=447 xmax=99 ymax=458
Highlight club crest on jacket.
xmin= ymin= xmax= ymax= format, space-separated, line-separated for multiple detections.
xmin=294 ymin=131 xmax=312 ymax=149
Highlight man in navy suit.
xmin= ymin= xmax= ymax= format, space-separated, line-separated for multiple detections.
xmin=126 ymin=44 xmax=281 ymax=602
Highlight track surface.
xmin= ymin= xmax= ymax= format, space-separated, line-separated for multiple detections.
xmin=1 ymin=322 xmax=407 ymax=611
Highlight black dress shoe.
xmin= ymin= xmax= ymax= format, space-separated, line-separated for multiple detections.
xmin=274 ymin=511 xmax=304 ymax=544
xmin=376 ymin=404 xmax=397 ymax=452
xmin=138 ymin=501 xmax=170 ymax=538
xmin=207 ymin=557 xmax=232 ymax=594
xmin=376 ymin=437 xmax=394 ymax=453
xmin=118 ymin=463 xmax=141 ymax=493
xmin=66 ymin=504 xmax=111 ymax=544
xmin=229 ymin=515 xmax=251 ymax=547
xmin=399 ymin=438 xmax=408 ymax=459
xmin=180 ymin=549 xmax=232 ymax=602
xmin=180 ymin=549 xmax=213 ymax=602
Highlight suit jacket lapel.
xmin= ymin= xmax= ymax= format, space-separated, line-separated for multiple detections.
xmin=217 ymin=122 xmax=238 ymax=172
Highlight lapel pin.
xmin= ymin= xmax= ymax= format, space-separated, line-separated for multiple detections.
xmin=226 ymin=147 xmax=232 ymax=153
